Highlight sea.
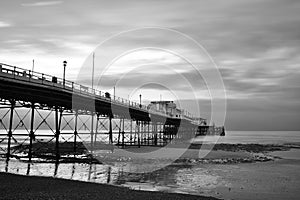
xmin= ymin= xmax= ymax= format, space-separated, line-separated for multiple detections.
xmin=194 ymin=130 xmax=300 ymax=145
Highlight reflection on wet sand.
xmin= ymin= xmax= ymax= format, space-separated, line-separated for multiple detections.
xmin=1 ymin=142 xmax=299 ymax=200
xmin=1 ymin=157 xmax=224 ymax=195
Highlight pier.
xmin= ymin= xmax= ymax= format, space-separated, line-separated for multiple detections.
xmin=0 ymin=63 xmax=224 ymax=161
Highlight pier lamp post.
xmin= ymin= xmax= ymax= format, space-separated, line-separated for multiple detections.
xmin=63 ymin=60 xmax=67 ymax=87
xmin=139 ymin=94 xmax=142 ymax=108
xmin=113 ymin=86 xmax=115 ymax=100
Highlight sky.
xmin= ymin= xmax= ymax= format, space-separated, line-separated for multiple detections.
xmin=0 ymin=0 xmax=300 ymax=130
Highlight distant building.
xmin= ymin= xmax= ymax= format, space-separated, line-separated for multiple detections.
xmin=148 ymin=101 xmax=183 ymax=118
xmin=192 ymin=117 xmax=207 ymax=125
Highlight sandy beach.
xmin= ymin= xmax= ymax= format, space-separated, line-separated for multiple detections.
xmin=0 ymin=172 xmax=218 ymax=200
xmin=1 ymin=141 xmax=300 ymax=200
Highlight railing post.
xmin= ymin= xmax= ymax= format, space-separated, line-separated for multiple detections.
xmin=28 ymin=102 xmax=35 ymax=161
xmin=6 ymin=99 xmax=15 ymax=160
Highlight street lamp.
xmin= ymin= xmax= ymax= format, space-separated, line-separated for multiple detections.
xmin=139 ymin=94 xmax=142 ymax=108
xmin=113 ymin=86 xmax=115 ymax=100
xmin=63 ymin=60 xmax=67 ymax=87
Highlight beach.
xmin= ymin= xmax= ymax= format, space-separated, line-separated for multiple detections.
xmin=0 ymin=172 xmax=218 ymax=200
xmin=211 ymin=157 xmax=300 ymax=200
xmin=1 ymin=131 xmax=300 ymax=200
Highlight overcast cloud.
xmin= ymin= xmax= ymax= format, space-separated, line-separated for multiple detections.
xmin=0 ymin=0 xmax=299 ymax=130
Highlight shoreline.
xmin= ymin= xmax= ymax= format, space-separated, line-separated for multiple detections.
xmin=0 ymin=172 xmax=219 ymax=200
xmin=1 ymin=143 xmax=299 ymax=200
xmin=6 ymin=142 xmax=298 ymax=164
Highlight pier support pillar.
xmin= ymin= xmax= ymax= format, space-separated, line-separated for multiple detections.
xmin=94 ymin=114 xmax=99 ymax=148
xmin=117 ymin=118 xmax=121 ymax=145
xmin=28 ymin=102 xmax=35 ymax=161
xmin=73 ymin=110 xmax=78 ymax=153
xmin=154 ymin=123 xmax=158 ymax=146
xmin=122 ymin=118 xmax=125 ymax=148
xmin=137 ymin=121 xmax=140 ymax=148
xmin=6 ymin=99 xmax=15 ymax=160
xmin=130 ymin=120 xmax=133 ymax=145
xmin=109 ymin=116 xmax=113 ymax=144
xmin=147 ymin=122 xmax=150 ymax=145
xmin=90 ymin=112 xmax=94 ymax=153
xmin=55 ymin=107 xmax=61 ymax=161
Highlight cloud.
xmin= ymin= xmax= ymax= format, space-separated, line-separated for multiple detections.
xmin=1 ymin=0 xmax=300 ymax=130
xmin=21 ymin=1 xmax=63 ymax=7
xmin=0 ymin=21 xmax=11 ymax=28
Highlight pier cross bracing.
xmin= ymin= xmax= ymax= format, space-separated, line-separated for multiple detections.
xmin=0 ymin=63 xmax=221 ymax=161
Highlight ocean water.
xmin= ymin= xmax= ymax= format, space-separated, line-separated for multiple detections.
xmin=193 ymin=131 xmax=300 ymax=145
xmin=0 ymin=130 xmax=299 ymax=151
xmin=1 ymin=130 xmax=299 ymax=145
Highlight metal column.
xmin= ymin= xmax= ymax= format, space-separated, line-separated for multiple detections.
xmin=137 ymin=121 xmax=140 ymax=148
xmin=94 ymin=114 xmax=99 ymax=148
xmin=55 ymin=107 xmax=61 ymax=161
xmin=73 ymin=110 xmax=78 ymax=153
xmin=109 ymin=116 xmax=113 ymax=144
xmin=90 ymin=112 xmax=94 ymax=152
xmin=6 ymin=100 xmax=15 ymax=159
xmin=28 ymin=102 xmax=35 ymax=161
xmin=122 ymin=118 xmax=125 ymax=148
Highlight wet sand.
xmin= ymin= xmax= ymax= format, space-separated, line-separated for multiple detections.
xmin=91 ymin=143 xmax=283 ymax=164
xmin=0 ymin=172 xmax=219 ymax=200
xmin=2 ymin=143 xmax=299 ymax=200
xmin=212 ymin=158 xmax=300 ymax=200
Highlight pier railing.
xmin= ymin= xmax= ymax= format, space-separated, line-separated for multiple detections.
xmin=0 ymin=63 xmax=197 ymax=121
